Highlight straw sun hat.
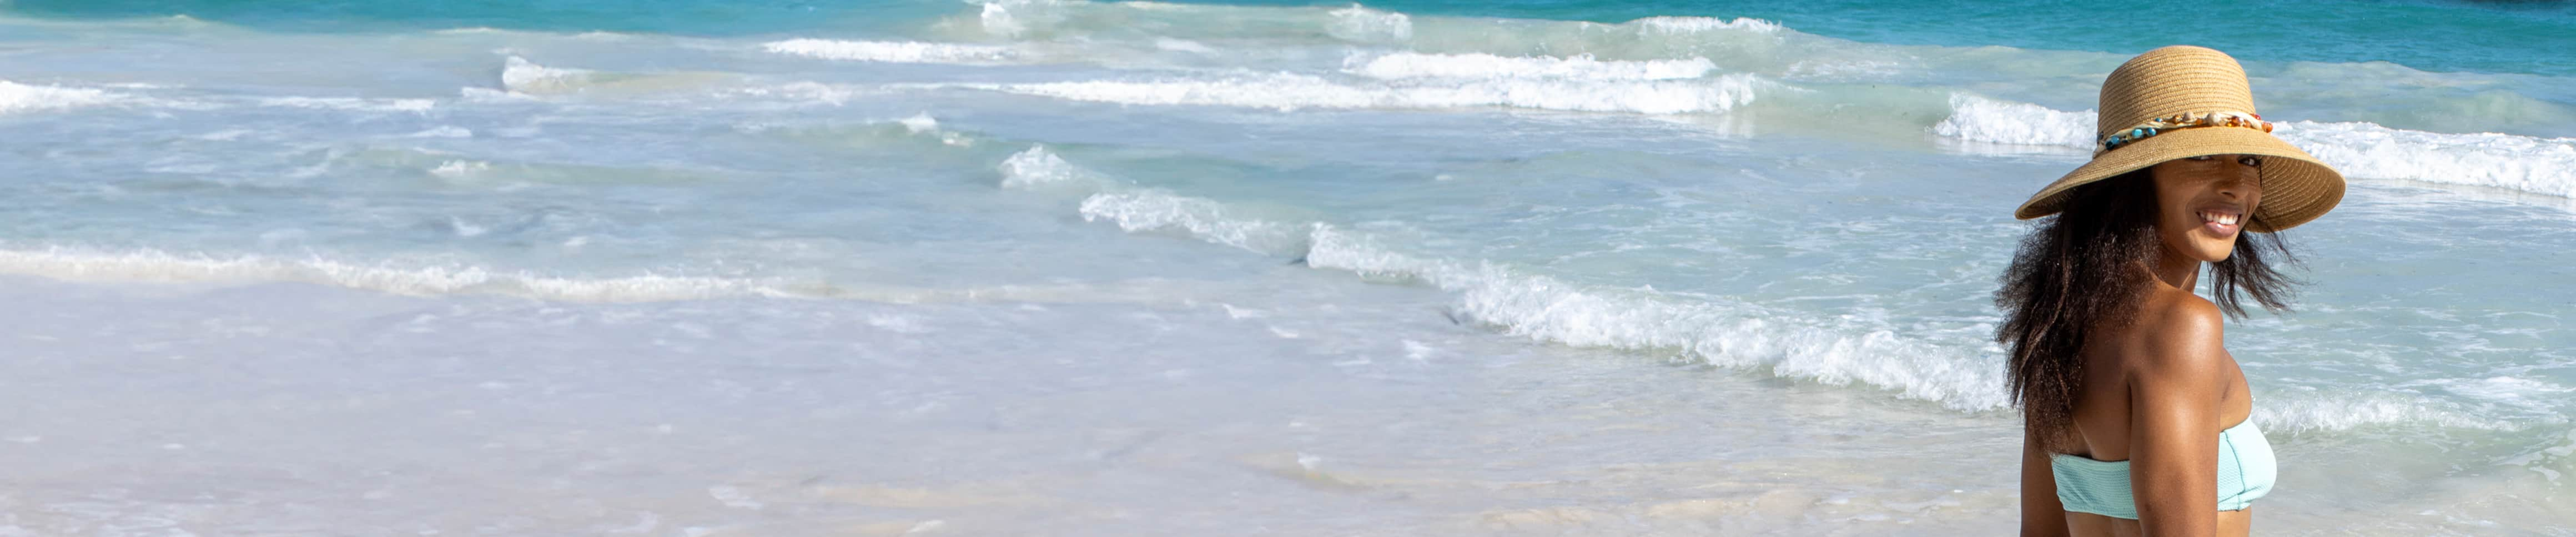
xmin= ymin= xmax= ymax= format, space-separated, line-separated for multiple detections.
xmin=2013 ymin=45 xmax=2344 ymax=232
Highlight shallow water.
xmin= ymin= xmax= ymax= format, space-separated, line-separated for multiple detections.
xmin=2 ymin=0 xmax=2573 ymax=534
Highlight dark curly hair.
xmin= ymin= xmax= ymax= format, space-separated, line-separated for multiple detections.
xmin=1994 ymin=168 xmax=2300 ymax=449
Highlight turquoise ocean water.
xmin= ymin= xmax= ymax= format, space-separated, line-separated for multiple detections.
xmin=13 ymin=0 xmax=2576 ymax=75
xmin=3 ymin=0 xmax=2573 ymax=534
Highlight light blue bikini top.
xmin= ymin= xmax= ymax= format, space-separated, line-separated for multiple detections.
xmin=2049 ymin=419 xmax=2277 ymax=519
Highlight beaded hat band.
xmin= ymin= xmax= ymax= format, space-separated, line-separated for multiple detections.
xmin=2013 ymin=46 xmax=2346 ymax=233
xmin=2099 ymin=111 xmax=2273 ymax=151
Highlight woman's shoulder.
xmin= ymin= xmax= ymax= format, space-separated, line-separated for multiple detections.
xmin=2119 ymin=288 xmax=2229 ymax=379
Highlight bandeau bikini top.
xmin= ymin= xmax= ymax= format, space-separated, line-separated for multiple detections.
xmin=2048 ymin=419 xmax=2277 ymax=519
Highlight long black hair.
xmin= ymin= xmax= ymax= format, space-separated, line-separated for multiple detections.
xmin=1993 ymin=168 xmax=2300 ymax=448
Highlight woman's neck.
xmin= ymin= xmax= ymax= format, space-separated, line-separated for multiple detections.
xmin=2151 ymin=245 xmax=2203 ymax=292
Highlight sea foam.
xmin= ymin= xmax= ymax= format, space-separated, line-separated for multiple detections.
xmin=985 ymin=144 xmax=2011 ymax=410
xmin=1345 ymin=53 xmax=1717 ymax=81
xmin=978 ymin=0 xmax=1035 ymax=37
xmin=1302 ymin=224 xmax=2012 ymax=410
xmin=998 ymin=144 xmax=1110 ymax=189
xmin=760 ymin=39 xmax=1015 ymax=64
xmin=1079 ymin=192 xmax=1311 ymax=254
xmin=898 ymin=113 xmax=939 ymax=133
xmin=1326 ymin=4 xmax=1413 ymax=43
xmin=997 ymin=144 xmax=1310 ymax=253
xmin=0 ymin=249 xmax=778 ymax=303
xmin=500 ymin=56 xmax=593 ymax=94
xmin=2253 ymin=390 xmax=2524 ymax=434
xmin=1632 ymin=16 xmax=1786 ymax=34
xmin=256 ymin=97 xmax=437 ymax=114
xmin=1930 ymin=94 xmax=2095 ymax=147
xmin=964 ymin=72 xmax=1772 ymax=114
xmin=2283 ymin=121 xmax=2576 ymax=198
xmin=0 ymin=80 xmax=121 ymax=114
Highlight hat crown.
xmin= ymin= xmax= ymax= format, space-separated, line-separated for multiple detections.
xmin=2016 ymin=45 xmax=2343 ymax=232
xmin=2095 ymin=46 xmax=2256 ymax=142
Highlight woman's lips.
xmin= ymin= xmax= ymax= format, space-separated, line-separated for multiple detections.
xmin=2199 ymin=210 xmax=2241 ymax=235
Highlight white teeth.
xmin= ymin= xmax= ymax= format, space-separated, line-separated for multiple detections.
xmin=2201 ymin=212 xmax=2240 ymax=226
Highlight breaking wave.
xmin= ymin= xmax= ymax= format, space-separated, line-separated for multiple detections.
xmin=2255 ymin=391 xmax=2526 ymax=434
xmin=0 ymin=80 xmax=124 ymax=114
xmin=1324 ymin=4 xmax=1411 ymax=43
xmin=256 ymin=96 xmax=437 ymax=113
xmin=1931 ymin=94 xmax=2095 ymax=147
xmin=958 ymin=72 xmax=1774 ymax=114
xmin=1933 ymin=94 xmax=2576 ymax=198
xmin=0 ymin=248 xmax=784 ymax=303
xmin=2287 ymin=122 xmax=2576 ymax=198
xmin=997 ymin=144 xmax=1111 ymax=189
xmin=1303 ymin=225 xmax=2012 ymax=411
xmin=0 ymin=248 xmax=1233 ymax=305
xmin=1344 ymin=52 xmax=1717 ymax=81
xmin=761 ymin=39 xmax=1015 ymax=64
xmin=952 ymin=0 xmax=1791 ymax=56
xmin=500 ymin=56 xmax=594 ymax=94
xmin=1632 ymin=16 xmax=1785 ymax=34
xmin=985 ymin=143 xmax=2008 ymax=410
xmin=995 ymin=144 xmax=1307 ymax=253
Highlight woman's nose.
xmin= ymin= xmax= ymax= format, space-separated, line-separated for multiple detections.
xmin=2215 ymin=162 xmax=2261 ymax=198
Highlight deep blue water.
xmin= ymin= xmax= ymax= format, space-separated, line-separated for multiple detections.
xmin=7 ymin=0 xmax=2573 ymax=76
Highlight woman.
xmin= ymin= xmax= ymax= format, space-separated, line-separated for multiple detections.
xmin=1996 ymin=46 xmax=2345 ymax=536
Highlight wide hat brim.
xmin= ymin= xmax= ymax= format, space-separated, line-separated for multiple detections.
xmin=2013 ymin=125 xmax=2344 ymax=233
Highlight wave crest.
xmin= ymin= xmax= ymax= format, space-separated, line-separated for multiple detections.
xmin=983 ymin=145 xmax=2010 ymax=410
xmin=1345 ymin=52 xmax=1717 ymax=81
xmin=1080 ymin=192 xmax=1311 ymax=254
xmin=256 ymin=97 xmax=436 ymax=113
xmin=1302 ymin=226 xmax=2010 ymax=410
xmin=1933 ymin=94 xmax=2576 ymax=198
xmin=963 ymin=72 xmax=1772 ymax=114
xmin=998 ymin=144 xmax=1110 ymax=189
xmin=1632 ymin=16 xmax=1784 ymax=34
xmin=1326 ymin=4 xmax=1412 ymax=43
xmin=761 ymin=39 xmax=1014 ymax=64
xmin=500 ymin=56 xmax=593 ymax=94
xmin=0 ymin=80 xmax=122 ymax=114
xmin=2254 ymin=391 xmax=2525 ymax=434
xmin=1931 ymin=94 xmax=2094 ymax=147
xmin=0 ymin=249 xmax=776 ymax=303
xmin=2282 ymin=121 xmax=2576 ymax=198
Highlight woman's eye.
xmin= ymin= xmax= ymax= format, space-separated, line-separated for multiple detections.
xmin=2187 ymin=155 xmax=2216 ymax=161
xmin=2239 ymin=155 xmax=2264 ymax=167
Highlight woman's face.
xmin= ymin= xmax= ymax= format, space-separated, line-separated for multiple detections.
xmin=2150 ymin=153 xmax=2265 ymax=263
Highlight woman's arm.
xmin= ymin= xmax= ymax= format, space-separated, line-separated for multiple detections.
xmin=2127 ymin=298 xmax=2227 ymax=536
xmin=2021 ymin=431 xmax=2071 ymax=537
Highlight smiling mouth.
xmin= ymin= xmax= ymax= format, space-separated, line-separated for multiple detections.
xmin=2199 ymin=209 xmax=2242 ymax=235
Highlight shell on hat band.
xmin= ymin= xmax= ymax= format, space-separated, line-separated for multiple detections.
xmin=2098 ymin=111 xmax=2274 ymax=151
